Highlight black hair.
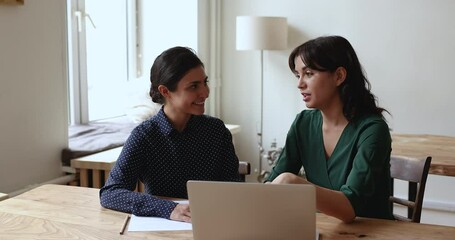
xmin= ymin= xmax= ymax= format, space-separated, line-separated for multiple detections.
xmin=288 ymin=35 xmax=388 ymax=120
xmin=149 ymin=46 xmax=204 ymax=104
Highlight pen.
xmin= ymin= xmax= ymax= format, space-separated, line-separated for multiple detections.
xmin=119 ymin=214 xmax=131 ymax=235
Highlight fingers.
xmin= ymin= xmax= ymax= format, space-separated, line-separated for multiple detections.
xmin=180 ymin=215 xmax=191 ymax=223
xmin=272 ymin=172 xmax=307 ymax=184
xmin=170 ymin=203 xmax=192 ymax=223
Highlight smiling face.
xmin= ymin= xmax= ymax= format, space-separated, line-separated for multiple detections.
xmin=160 ymin=65 xmax=209 ymax=118
xmin=293 ymin=56 xmax=345 ymax=110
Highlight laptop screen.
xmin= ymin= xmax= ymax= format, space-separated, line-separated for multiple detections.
xmin=187 ymin=181 xmax=316 ymax=240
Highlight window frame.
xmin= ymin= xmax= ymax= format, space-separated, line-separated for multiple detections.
xmin=67 ymin=0 xmax=140 ymax=124
xmin=67 ymin=0 xmax=219 ymax=125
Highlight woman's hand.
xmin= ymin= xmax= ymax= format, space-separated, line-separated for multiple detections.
xmin=271 ymin=172 xmax=308 ymax=184
xmin=170 ymin=203 xmax=191 ymax=223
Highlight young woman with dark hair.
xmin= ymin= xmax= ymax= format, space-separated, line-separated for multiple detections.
xmin=267 ymin=36 xmax=393 ymax=223
xmin=100 ymin=46 xmax=241 ymax=223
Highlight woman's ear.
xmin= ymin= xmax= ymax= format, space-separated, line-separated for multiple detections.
xmin=335 ymin=67 xmax=347 ymax=86
xmin=158 ymin=85 xmax=170 ymax=99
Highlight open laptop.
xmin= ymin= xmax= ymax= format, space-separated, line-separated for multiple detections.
xmin=187 ymin=181 xmax=316 ymax=240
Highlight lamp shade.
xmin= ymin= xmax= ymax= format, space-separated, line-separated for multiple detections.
xmin=236 ymin=16 xmax=288 ymax=51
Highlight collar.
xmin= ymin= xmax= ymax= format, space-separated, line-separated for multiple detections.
xmin=155 ymin=106 xmax=201 ymax=136
xmin=155 ymin=107 xmax=174 ymax=136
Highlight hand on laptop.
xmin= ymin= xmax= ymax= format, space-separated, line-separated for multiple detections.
xmin=170 ymin=203 xmax=192 ymax=223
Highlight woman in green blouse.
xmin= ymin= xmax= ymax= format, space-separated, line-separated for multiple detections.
xmin=267 ymin=36 xmax=393 ymax=223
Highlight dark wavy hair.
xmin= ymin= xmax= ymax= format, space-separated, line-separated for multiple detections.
xmin=149 ymin=46 xmax=204 ymax=104
xmin=288 ymin=35 xmax=388 ymax=121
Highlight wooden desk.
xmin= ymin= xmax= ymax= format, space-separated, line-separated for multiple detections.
xmin=0 ymin=184 xmax=454 ymax=239
xmin=71 ymin=147 xmax=121 ymax=188
xmin=71 ymin=124 xmax=243 ymax=188
xmin=392 ymin=133 xmax=455 ymax=177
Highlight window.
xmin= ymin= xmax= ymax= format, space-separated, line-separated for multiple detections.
xmin=67 ymin=0 xmax=140 ymax=123
xmin=67 ymin=0 xmax=204 ymax=124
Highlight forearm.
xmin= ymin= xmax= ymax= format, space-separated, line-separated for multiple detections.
xmin=271 ymin=173 xmax=355 ymax=222
xmin=100 ymin=186 xmax=177 ymax=218
xmin=314 ymin=185 xmax=356 ymax=223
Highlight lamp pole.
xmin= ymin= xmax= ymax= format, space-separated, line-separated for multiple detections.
xmin=235 ymin=16 xmax=288 ymax=182
xmin=258 ymin=50 xmax=264 ymax=179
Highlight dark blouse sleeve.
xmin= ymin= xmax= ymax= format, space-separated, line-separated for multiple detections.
xmin=340 ymin=119 xmax=391 ymax=215
xmin=99 ymin=127 xmax=178 ymax=219
xmin=215 ymin=121 xmax=241 ymax=182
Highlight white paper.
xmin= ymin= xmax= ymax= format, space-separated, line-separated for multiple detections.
xmin=127 ymin=200 xmax=192 ymax=232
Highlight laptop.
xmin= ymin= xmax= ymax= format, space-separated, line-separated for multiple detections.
xmin=187 ymin=181 xmax=316 ymax=240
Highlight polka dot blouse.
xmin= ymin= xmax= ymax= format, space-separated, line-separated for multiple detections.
xmin=99 ymin=107 xmax=241 ymax=219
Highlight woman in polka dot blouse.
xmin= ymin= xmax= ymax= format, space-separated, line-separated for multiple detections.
xmin=99 ymin=46 xmax=241 ymax=223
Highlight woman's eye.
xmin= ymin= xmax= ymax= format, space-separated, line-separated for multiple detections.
xmin=304 ymin=71 xmax=313 ymax=77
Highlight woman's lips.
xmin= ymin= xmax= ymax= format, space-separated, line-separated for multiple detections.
xmin=302 ymin=93 xmax=310 ymax=102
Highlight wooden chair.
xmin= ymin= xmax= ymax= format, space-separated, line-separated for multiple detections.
xmin=389 ymin=155 xmax=432 ymax=223
xmin=239 ymin=161 xmax=251 ymax=182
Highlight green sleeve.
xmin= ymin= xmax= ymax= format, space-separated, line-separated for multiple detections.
xmin=340 ymin=120 xmax=391 ymax=215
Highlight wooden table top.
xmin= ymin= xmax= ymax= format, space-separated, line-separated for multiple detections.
xmin=0 ymin=184 xmax=454 ymax=239
xmin=392 ymin=133 xmax=455 ymax=176
xmin=71 ymin=146 xmax=121 ymax=170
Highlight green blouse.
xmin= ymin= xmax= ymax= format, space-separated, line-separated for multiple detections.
xmin=267 ymin=110 xmax=393 ymax=220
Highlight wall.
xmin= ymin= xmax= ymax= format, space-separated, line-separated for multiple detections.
xmin=140 ymin=0 xmax=198 ymax=71
xmin=220 ymin=0 xmax=455 ymax=226
xmin=0 ymin=1 xmax=68 ymax=193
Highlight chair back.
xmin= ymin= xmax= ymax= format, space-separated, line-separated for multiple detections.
xmin=389 ymin=155 xmax=432 ymax=223
xmin=239 ymin=161 xmax=251 ymax=182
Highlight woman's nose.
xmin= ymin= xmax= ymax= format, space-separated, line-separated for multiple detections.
xmin=297 ymin=77 xmax=305 ymax=89
xmin=201 ymin=84 xmax=210 ymax=98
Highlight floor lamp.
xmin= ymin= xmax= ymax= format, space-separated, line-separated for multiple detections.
xmin=236 ymin=16 xmax=287 ymax=181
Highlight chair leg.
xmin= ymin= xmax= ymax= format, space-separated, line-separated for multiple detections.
xmin=390 ymin=178 xmax=394 ymax=214
xmin=408 ymin=182 xmax=417 ymax=219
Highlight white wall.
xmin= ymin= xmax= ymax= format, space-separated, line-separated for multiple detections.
xmin=220 ymin=0 xmax=455 ymax=226
xmin=140 ymin=0 xmax=198 ymax=72
xmin=0 ymin=1 xmax=68 ymax=193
